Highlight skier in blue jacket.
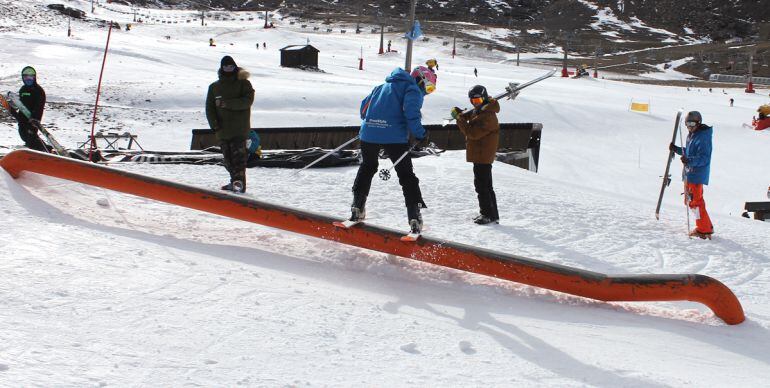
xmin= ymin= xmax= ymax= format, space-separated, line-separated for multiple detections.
xmin=670 ymin=111 xmax=714 ymax=239
xmin=349 ymin=66 xmax=437 ymax=234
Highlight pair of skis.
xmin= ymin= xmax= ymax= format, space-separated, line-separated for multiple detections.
xmin=332 ymin=220 xmax=420 ymax=242
xmin=442 ymin=69 xmax=556 ymax=125
xmin=0 ymin=91 xmax=68 ymax=156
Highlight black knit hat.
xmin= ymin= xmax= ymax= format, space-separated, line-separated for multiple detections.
xmin=220 ymin=56 xmax=237 ymax=70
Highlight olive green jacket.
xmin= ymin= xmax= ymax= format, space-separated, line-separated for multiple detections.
xmin=206 ymin=69 xmax=255 ymax=141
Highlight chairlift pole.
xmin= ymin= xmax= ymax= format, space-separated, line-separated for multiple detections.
xmin=404 ymin=0 xmax=417 ymax=72
xmin=452 ymin=23 xmax=457 ymax=58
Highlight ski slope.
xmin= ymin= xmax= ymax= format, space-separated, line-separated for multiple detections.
xmin=1 ymin=1 xmax=770 ymax=386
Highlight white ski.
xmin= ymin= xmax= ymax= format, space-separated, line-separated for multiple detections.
xmin=1 ymin=92 xmax=68 ymax=156
xmin=442 ymin=69 xmax=556 ymax=126
xmin=400 ymin=232 xmax=420 ymax=242
xmin=333 ymin=220 xmax=361 ymax=229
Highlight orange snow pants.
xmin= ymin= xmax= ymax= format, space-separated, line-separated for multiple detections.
xmin=686 ymin=183 xmax=713 ymax=234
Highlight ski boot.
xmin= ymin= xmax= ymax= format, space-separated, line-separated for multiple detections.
xmin=407 ymin=204 xmax=423 ymax=234
xmin=221 ymin=180 xmax=245 ymax=193
xmin=349 ymin=194 xmax=367 ymax=222
xmin=689 ymin=230 xmax=713 ymax=240
xmin=231 ymin=180 xmax=245 ymax=194
xmin=474 ymin=215 xmax=499 ymax=225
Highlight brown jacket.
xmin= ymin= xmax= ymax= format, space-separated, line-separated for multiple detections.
xmin=456 ymin=98 xmax=500 ymax=164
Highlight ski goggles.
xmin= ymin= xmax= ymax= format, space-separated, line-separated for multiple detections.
xmin=22 ymin=75 xmax=35 ymax=82
xmin=221 ymin=64 xmax=236 ymax=72
xmin=470 ymin=97 xmax=484 ymax=105
xmin=685 ymin=121 xmax=699 ymax=128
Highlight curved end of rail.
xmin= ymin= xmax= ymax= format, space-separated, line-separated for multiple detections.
xmin=685 ymin=274 xmax=745 ymax=325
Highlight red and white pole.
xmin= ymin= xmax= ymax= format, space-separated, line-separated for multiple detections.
xmin=88 ymin=21 xmax=113 ymax=162
xmin=746 ymin=53 xmax=755 ymax=93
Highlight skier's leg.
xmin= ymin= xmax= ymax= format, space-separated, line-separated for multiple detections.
xmin=18 ymin=124 xmax=47 ymax=152
xmin=687 ymin=183 xmax=713 ymax=234
xmin=220 ymin=140 xmax=237 ymax=189
xmin=473 ymin=163 xmax=493 ymax=217
xmin=387 ymin=143 xmax=425 ymax=208
xmin=230 ymin=138 xmax=249 ymax=192
xmin=488 ymin=164 xmax=499 ymax=221
xmin=352 ymin=141 xmax=380 ymax=198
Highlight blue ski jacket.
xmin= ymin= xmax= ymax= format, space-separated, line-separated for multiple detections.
xmin=359 ymin=68 xmax=427 ymax=144
xmin=673 ymin=125 xmax=713 ymax=185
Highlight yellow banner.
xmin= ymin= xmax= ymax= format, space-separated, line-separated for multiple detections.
xmin=630 ymin=102 xmax=650 ymax=112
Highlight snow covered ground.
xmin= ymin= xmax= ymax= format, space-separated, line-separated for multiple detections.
xmin=2 ymin=1 xmax=770 ymax=386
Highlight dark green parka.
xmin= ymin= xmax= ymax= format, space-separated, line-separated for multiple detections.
xmin=205 ymin=68 xmax=255 ymax=141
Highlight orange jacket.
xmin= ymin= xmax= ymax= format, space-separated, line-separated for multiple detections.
xmin=752 ymin=117 xmax=770 ymax=131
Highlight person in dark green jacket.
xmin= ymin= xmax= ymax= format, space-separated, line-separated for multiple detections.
xmin=206 ymin=56 xmax=255 ymax=193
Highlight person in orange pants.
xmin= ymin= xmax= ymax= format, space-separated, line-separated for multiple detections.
xmin=670 ymin=111 xmax=714 ymax=239
xmin=685 ymin=182 xmax=713 ymax=237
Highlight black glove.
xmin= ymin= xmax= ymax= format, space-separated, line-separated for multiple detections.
xmin=669 ymin=142 xmax=676 ymax=152
xmin=415 ymin=134 xmax=430 ymax=148
xmin=680 ymin=156 xmax=689 ymax=165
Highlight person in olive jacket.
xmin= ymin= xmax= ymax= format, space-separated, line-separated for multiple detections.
xmin=17 ymin=66 xmax=49 ymax=152
xmin=206 ymin=56 xmax=255 ymax=193
xmin=451 ymin=85 xmax=502 ymax=225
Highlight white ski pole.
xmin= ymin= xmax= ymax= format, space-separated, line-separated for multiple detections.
xmin=678 ymin=123 xmax=691 ymax=236
xmin=293 ymin=135 xmax=359 ymax=175
xmin=379 ymin=143 xmax=418 ymax=181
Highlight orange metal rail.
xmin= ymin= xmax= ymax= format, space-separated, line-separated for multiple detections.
xmin=0 ymin=150 xmax=745 ymax=324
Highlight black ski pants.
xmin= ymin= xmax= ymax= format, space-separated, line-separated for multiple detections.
xmin=353 ymin=141 xmax=426 ymax=208
xmin=18 ymin=123 xmax=48 ymax=152
xmin=473 ymin=163 xmax=499 ymax=220
xmin=220 ymin=138 xmax=248 ymax=187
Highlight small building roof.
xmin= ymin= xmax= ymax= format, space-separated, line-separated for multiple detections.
xmin=280 ymin=44 xmax=319 ymax=52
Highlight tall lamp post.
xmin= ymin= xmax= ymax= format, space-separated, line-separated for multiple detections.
xmin=404 ymin=0 xmax=417 ymax=72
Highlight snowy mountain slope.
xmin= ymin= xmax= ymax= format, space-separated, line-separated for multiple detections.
xmin=2 ymin=1 xmax=770 ymax=386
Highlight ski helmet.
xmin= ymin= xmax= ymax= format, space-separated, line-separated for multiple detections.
xmin=21 ymin=66 xmax=36 ymax=77
xmin=685 ymin=111 xmax=702 ymax=126
xmin=468 ymin=85 xmax=488 ymax=100
xmin=425 ymin=58 xmax=438 ymax=70
xmin=410 ymin=66 xmax=437 ymax=94
xmin=758 ymin=104 xmax=770 ymax=117
xmin=21 ymin=66 xmax=36 ymax=86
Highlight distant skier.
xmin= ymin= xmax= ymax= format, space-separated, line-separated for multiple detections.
xmin=669 ymin=111 xmax=714 ymax=239
xmin=348 ymin=65 xmax=437 ymax=234
xmin=473 ymin=67 xmax=478 ymax=77
xmin=451 ymin=85 xmax=505 ymax=225
xmin=15 ymin=66 xmax=49 ymax=152
xmin=729 ymin=98 xmax=734 ymax=107
xmin=752 ymin=104 xmax=770 ymax=131
xmin=263 ymin=42 xmax=266 ymax=49
xmin=205 ymin=56 xmax=255 ymax=193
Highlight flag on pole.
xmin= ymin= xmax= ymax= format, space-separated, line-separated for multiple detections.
xmin=405 ymin=21 xmax=422 ymax=41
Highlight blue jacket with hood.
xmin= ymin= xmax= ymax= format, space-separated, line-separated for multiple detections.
xmin=673 ymin=125 xmax=713 ymax=185
xmin=359 ymin=68 xmax=427 ymax=144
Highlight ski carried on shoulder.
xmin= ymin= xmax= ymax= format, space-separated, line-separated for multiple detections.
xmin=442 ymin=69 xmax=557 ymax=126
xmin=655 ymin=109 xmax=684 ymax=220
xmin=0 ymin=92 xmax=68 ymax=156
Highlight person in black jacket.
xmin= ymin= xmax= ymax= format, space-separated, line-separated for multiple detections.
xmin=17 ymin=66 xmax=48 ymax=152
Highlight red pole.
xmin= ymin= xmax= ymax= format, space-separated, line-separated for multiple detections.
xmin=88 ymin=21 xmax=113 ymax=162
